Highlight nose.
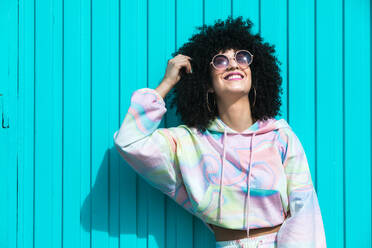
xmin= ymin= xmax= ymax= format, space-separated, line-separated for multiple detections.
xmin=227 ymin=57 xmax=239 ymax=69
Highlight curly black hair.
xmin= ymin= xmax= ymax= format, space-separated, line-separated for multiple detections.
xmin=167 ymin=16 xmax=283 ymax=133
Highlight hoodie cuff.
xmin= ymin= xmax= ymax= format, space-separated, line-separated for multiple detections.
xmin=132 ymin=87 xmax=166 ymax=107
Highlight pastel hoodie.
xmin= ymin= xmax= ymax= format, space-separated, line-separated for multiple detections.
xmin=113 ymin=87 xmax=327 ymax=247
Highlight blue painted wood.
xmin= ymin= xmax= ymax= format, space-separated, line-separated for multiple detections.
xmin=34 ymin=0 xmax=63 ymax=247
xmin=344 ymin=0 xmax=371 ymax=246
xmin=233 ymin=0 xmax=260 ymax=35
xmin=261 ymin=0 xmax=288 ymax=120
xmin=91 ymin=0 xmax=120 ymax=248
xmin=288 ymin=0 xmax=316 ymax=180
xmin=316 ymin=0 xmax=344 ymax=247
xmin=5 ymin=0 xmax=371 ymax=247
xmin=0 ymin=0 xmax=17 ymax=247
xmin=63 ymin=0 xmax=92 ymax=248
xmin=120 ymin=0 xmax=147 ymax=247
xmin=205 ymin=0 xmax=231 ymax=26
xmin=17 ymin=0 xmax=35 ymax=247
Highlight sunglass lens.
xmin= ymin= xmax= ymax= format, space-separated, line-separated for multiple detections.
xmin=213 ymin=55 xmax=229 ymax=69
xmin=236 ymin=51 xmax=252 ymax=66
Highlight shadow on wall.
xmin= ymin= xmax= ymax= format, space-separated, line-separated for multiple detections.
xmin=80 ymin=146 xmax=147 ymax=236
xmin=80 ymin=147 xmax=117 ymax=235
xmin=79 ymin=146 xmax=215 ymax=245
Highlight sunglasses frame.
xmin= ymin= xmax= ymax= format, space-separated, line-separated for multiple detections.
xmin=210 ymin=50 xmax=254 ymax=70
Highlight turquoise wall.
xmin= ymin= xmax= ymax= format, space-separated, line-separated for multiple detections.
xmin=1 ymin=0 xmax=371 ymax=247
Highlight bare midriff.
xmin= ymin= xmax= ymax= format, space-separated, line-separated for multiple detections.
xmin=210 ymin=223 xmax=282 ymax=242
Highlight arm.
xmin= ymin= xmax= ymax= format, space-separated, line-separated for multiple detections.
xmin=276 ymin=128 xmax=327 ymax=247
xmin=113 ymin=87 xmax=194 ymax=213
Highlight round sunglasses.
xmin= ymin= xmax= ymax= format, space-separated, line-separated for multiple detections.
xmin=210 ymin=50 xmax=253 ymax=70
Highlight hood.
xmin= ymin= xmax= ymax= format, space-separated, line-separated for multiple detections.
xmin=206 ymin=116 xmax=289 ymax=238
xmin=207 ymin=116 xmax=289 ymax=134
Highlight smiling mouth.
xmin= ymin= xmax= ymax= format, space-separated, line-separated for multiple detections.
xmin=224 ymin=73 xmax=244 ymax=81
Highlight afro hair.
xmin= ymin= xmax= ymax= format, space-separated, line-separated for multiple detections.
xmin=167 ymin=16 xmax=283 ymax=133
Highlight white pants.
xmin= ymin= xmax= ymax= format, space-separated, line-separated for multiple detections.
xmin=215 ymin=231 xmax=278 ymax=248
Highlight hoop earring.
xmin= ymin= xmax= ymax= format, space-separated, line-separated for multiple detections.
xmin=206 ymin=91 xmax=216 ymax=113
xmin=251 ymin=85 xmax=257 ymax=108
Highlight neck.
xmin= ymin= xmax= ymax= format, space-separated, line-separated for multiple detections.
xmin=217 ymin=94 xmax=255 ymax=133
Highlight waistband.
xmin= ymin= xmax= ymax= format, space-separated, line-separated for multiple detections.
xmin=215 ymin=231 xmax=278 ymax=248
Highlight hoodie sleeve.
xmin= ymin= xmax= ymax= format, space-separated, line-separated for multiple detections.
xmin=113 ymin=88 xmax=194 ymax=214
xmin=277 ymin=128 xmax=327 ymax=248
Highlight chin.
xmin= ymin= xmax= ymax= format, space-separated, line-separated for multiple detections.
xmin=221 ymin=80 xmax=250 ymax=90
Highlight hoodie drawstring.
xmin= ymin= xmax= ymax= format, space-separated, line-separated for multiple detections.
xmin=218 ymin=128 xmax=257 ymax=240
xmin=218 ymin=128 xmax=228 ymax=223
xmin=246 ymin=132 xmax=256 ymax=239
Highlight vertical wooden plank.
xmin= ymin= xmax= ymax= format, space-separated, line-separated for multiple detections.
xmin=119 ymin=0 xmax=147 ymax=247
xmin=91 ymin=0 xmax=119 ymax=246
xmin=147 ymin=0 xmax=175 ymax=247
xmin=107 ymin=1 xmax=120 ymax=247
xmin=165 ymin=200 xmax=177 ymax=248
xmin=18 ymin=0 xmax=35 ymax=246
xmin=233 ymin=0 xmax=260 ymax=35
xmin=0 ymin=0 xmax=17 ymax=247
xmin=79 ymin=0 xmax=92 ymax=247
xmin=344 ymin=0 xmax=371 ymax=246
xmin=261 ymin=0 xmax=288 ymax=120
xmin=204 ymin=0 xmax=231 ymax=25
xmin=175 ymin=0 xmax=203 ymax=51
xmin=91 ymin=0 xmax=108 ymax=242
xmin=316 ymin=0 xmax=344 ymax=246
xmin=63 ymin=0 xmax=92 ymax=247
xmin=34 ymin=0 xmax=63 ymax=247
xmin=288 ymin=0 xmax=316 ymax=180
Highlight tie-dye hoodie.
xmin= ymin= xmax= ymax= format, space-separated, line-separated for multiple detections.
xmin=113 ymin=87 xmax=327 ymax=247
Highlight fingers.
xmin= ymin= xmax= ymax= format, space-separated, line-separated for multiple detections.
xmin=176 ymin=60 xmax=192 ymax=74
xmin=168 ymin=54 xmax=193 ymax=73
xmin=169 ymin=55 xmax=192 ymax=65
xmin=174 ymin=54 xmax=192 ymax=60
xmin=179 ymin=55 xmax=192 ymax=73
xmin=178 ymin=60 xmax=192 ymax=74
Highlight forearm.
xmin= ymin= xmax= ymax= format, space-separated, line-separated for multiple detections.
xmin=155 ymin=80 xmax=175 ymax=99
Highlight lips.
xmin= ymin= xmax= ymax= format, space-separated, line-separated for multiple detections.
xmin=224 ymin=72 xmax=244 ymax=80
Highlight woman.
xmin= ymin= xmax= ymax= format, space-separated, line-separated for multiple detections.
xmin=113 ymin=17 xmax=326 ymax=248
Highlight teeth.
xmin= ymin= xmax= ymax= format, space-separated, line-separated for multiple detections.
xmin=227 ymin=74 xmax=243 ymax=80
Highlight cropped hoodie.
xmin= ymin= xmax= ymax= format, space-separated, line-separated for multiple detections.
xmin=113 ymin=88 xmax=327 ymax=247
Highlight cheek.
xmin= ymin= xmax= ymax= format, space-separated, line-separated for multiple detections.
xmin=245 ymin=69 xmax=252 ymax=80
xmin=210 ymin=71 xmax=221 ymax=84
